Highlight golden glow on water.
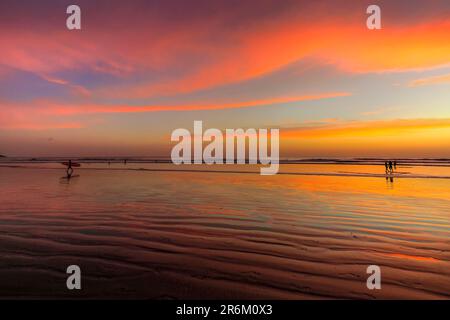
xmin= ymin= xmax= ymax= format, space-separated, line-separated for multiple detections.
xmin=382 ymin=253 xmax=440 ymax=263
xmin=0 ymin=165 xmax=449 ymax=299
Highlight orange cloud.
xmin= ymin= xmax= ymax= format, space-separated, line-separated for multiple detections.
xmin=44 ymin=92 xmax=350 ymax=115
xmin=0 ymin=92 xmax=349 ymax=130
xmin=0 ymin=100 xmax=84 ymax=130
xmin=408 ymin=73 xmax=450 ymax=87
xmin=282 ymin=118 xmax=450 ymax=139
xmin=1 ymin=12 xmax=449 ymax=99
xmin=0 ymin=118 xmax=83 ymax=131
xmin=280 ymin=118 xmax=450 ymax=157
xmin=105 ymin=20 xmax=450 ymax=98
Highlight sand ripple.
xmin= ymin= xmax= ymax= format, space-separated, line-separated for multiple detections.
xmin=0 ymin=167 xmax=449 ymax=299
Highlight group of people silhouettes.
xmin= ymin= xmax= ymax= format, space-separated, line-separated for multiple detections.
xmin=384 ymin=160 xmax=397 ymax=174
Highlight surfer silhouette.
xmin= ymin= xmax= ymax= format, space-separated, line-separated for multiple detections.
xmin=61 ymin=160 xmax=80 ymax=180
xmin=67 ymin=160 xmax=74 ymax=179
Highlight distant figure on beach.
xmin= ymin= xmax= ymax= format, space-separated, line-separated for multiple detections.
xmin=60 ymin=160 xmax=80 ymax=180
xmin=384 ymin=161 xmax=389 ymax=173
xmin=66 ymin=160 xmax=74 ymax=179
xmin=124 ymin=159 xmax=127 ymax=165
xmin=394 ymin=161 xmax=397 ymax=170
xmin=388 ymin=161 xmax=393 ymax=173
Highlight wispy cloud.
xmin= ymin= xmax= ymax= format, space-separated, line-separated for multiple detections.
xmin=408 ymin=73 xmax=450 ymax=87
xmin=0 ymin=92 xmax=350 ymax=129
xmin=44 ymin=92 xmax=351 ymax=115
xmin=39 ymin=73 xmax=92 ymax=97
xmin=1 ymin=1 xmax=450 ymax=101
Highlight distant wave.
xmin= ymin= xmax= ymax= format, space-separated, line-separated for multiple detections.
xmin=1 ymin=157 xmax=450 ymax=166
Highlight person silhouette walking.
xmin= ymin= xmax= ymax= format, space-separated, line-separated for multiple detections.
xmin=67 ymin=160 xmax=74 ymax=179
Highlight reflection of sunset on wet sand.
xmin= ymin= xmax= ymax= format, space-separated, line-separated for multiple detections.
xmin=0 ymin=163 xmax=448 ymax=299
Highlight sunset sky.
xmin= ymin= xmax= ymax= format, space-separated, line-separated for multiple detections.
xmin=1 ymin=0 xmax=450 ymax=158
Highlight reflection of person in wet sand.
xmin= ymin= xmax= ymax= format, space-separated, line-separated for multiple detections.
xmin=386 ymin=176 xmax=394 ymax=183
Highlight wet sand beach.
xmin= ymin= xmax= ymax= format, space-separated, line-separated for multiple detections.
xmin=0 ymin=162 xmax=449 ymax=299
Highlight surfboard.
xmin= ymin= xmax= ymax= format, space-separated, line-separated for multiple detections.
xmin=61 ymin=162 xmax=81 ymax=167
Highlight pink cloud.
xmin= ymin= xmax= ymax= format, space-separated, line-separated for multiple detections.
xmin=0 ymin=92 xmax=349 ymax=129
xmin=0 ymin=100 xmax=84 ymax=130
xmin=1 ymin=3 xmax=449 ymax=101
xmin=46 ymin=92 xmax=351 ymax=115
